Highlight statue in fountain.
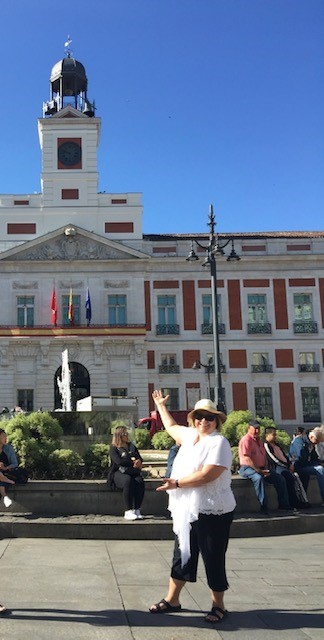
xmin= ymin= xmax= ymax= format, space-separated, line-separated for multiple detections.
xmin=57 ymin=348 xmax=72 ymax=411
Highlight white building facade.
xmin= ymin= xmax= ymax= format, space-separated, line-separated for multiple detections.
xmin=0 ymin=52 xmax=323 ymax=429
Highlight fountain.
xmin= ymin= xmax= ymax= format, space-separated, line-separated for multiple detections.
xmin=57 ymin=348 xmax=72 ymax=411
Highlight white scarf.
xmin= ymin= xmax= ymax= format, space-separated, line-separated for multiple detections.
xmin=168 ymin=431 xmax=216 ymax=566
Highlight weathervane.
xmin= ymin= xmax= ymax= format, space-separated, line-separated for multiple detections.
xmin=64 ymin=35 xmax=73 ymax=58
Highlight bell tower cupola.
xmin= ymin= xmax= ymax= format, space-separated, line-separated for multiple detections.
xmin=43 ymin=39 xmax=95 ymax=117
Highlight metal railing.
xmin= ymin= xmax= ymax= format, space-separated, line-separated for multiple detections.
xmin=247 ymin=322 xmax=272 ymax=334
xmin=294 ymin=321 xmax=318 ymax=334
xmin=156 ymin=324 xmax=180 ymax=335
xmin=201 ymin=322 xmax=225 ymax=335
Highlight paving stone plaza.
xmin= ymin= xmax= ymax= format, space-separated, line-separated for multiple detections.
xmin=1 ymin=532 xmax=323 ymax=639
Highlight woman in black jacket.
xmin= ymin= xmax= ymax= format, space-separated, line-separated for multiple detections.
xmin=109 ymin=426 xmax=145 ymax=520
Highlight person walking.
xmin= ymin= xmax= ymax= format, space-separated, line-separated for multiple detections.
xmin=149 ymin=391 xmax=235 ymax=624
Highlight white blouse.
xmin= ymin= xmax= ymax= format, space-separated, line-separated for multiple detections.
xmin=168 ymin=427 xmax=236 ymax=565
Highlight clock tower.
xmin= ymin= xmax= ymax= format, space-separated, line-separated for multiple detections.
xmin=38 ymin=52 xmax=101 ymax=208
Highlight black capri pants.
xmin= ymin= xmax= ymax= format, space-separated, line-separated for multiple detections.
xmin=113 ymin=471 xmax=145 ymax=510
xmin=171 ymin=510 xmax=234 ymax=592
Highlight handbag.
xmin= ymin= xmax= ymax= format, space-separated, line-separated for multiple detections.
xmin=293 ymin=472 xmax=309 ymax=504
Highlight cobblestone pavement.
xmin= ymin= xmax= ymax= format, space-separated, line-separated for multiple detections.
xmin=0 ymin=532 xmax=323 ymax=640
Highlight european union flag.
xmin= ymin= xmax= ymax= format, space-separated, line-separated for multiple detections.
xmin=85 ymin=288 xmax=92 ymax=326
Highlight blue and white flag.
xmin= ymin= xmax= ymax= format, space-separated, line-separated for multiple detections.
xmin=85 ymin=288 xmax=92 ymax=325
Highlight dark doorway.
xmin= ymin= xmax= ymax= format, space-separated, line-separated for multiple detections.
xmin=54 ymin=362 xmax=90 ymax=410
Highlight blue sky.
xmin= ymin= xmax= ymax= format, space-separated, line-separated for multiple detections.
xmin=0 ymin=0 xmax=323 ymax=234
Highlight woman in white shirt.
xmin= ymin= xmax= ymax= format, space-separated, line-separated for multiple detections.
xmin=149 ymin=390 xmax=236 ymax=624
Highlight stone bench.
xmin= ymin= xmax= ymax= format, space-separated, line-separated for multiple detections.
xmin=1 ymin=475 xmax=322 ymax=517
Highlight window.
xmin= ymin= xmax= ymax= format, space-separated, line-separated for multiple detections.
xmin=248 ymin=294 xmax=267 ymax=323
xmin=160 ymin=354 xmax=179 ymax=373
xmin=17 ymin=296 xmax=34 ymax=327
xmin=158 ymin=295 xmax=176 ymax=325
xmin=252 ymin=353 xmax=272 ymax=372
xmin=299 ymin=352 xmax=315 ymax=365
xmin=254 ymin=387 xmax=273 ymax=418
xmin=201 ymin=294 xmax=224 ymax=334
xmin=202 ymin=294 xmax=221 ymax=324
xmin=298 ymin=353 xmax=319 ymax=372
xmin=161 ymin=354 xmax=176 ymax=366
xmin=161 ymin=387 xmax=179 ymax=410
xmin=111 ymin=388 xmax=127 ymax=397
xmin=301 ymin=387 xmax=321 ymax=422
xmin=156 ymin=295 xmax=179 ymax=334
xmin=294 ymin=294 xmax=313 ymax=321
xmin=108 ymin=295 xmax=127 ymax=325
xmin=17 ymin=389 xmax=33 ymax=411
xmin=62 ymin=294 xmax=81 ymax=325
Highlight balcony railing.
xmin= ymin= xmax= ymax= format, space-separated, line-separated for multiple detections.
xmin=298 ymin=364 xmax=320 ymax=373
xmin=0 ymin=324 xmax=147 ymax=337
xmin=159 ymin=364 xmax=180 ymax=374
xmin=156 ymin=324 xmax=180 ymax=335
xmin=294 ymin=321 xmax=318 ymax=334
xmin=247 ymin=322 xmax=272 ymax=334
xmin=201 ymin=323 xmax=225 ymax=335
xmin=204 ymin=364 xmax=227 ymax=374
xmin=251 ymin=364 xmax=273 ymax=373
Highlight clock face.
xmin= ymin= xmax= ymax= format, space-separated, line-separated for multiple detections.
xmin=58 ymin=141 xmax=82 ymax=166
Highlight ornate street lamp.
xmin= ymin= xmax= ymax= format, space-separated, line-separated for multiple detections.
xmin=187 ymin=204 xmax=240 ymax=412
xmin=192 ymin=357 xmax=214 ymax=399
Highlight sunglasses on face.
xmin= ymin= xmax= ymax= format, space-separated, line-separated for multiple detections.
xmin=195 ymin=412 xmax=216 ymax=422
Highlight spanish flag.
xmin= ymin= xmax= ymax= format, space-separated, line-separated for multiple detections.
xmin=68 ymin=288 xmax=74 ymax=324
xmin=50 ymin=287 xmax=57 ymax=326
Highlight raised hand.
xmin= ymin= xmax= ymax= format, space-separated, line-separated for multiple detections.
xmin=152 ymin=389 xmax=170 ymax=408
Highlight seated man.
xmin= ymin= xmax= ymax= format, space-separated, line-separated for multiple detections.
xmin=264 ymin=427 xmax=308 ymax=509
xmin=289 ymin=430 xmax=324 ymax=506
xmin=239 ymin=420 xmax=290 ymax=513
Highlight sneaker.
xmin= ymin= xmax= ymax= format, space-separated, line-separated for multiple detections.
xmin=124 ymin=510 xmax=137 ymax=521
xmin=135 ymin=509 xmax=143 ymax=519
xmin=3 ymin=496 xmax=12 ymax=508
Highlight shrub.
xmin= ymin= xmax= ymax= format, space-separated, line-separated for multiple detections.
xmin=134 ymin=428 xmax=151 ymax=450
xmin=221 ymin=411 xmax=253 ymax=446
xmin=83 ymin=443 xmax=110 ymax=477
xmin=5 ymin=412 xmax=64 ymax=478
xmin=48 ymin=449 xmax=84 ymax=479
xmin=151 ymin=431 xmax=174 ymax=450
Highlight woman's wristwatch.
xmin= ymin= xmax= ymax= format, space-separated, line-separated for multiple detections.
xmin=175 ymin=479 xmax=180 ymax=488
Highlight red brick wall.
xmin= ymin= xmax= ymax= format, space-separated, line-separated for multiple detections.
xmin=228 ymin=280 xmax=242 ymax=330
xmin=273 ymin=279 xmax=288 ymax=329
xmin=275 ymin=349 xmax=294 ymax=368
xmin=279 ymin=382 xmax=296 ymax=420
xmin=182 ymin=281 xmax=196 ymax=330
xmin=232 ymin=383 xmax=248 ymax=410
xmin=229 ymin=350 xmax=247 ymax=368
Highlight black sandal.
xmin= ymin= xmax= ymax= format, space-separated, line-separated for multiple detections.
xmin=205 ymin=606 xmax=227 ymax=623
xmin=0 ymin=605 xmax=12 ymax=616
xmin=149 ymin=598 xmax=181 ymax=614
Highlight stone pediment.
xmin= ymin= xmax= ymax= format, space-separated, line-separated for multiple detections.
xmin=0 ymin=225 xmax=149 ymax=262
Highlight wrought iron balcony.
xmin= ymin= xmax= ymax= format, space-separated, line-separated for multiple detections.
xmin=247 ymin=322 xmax=272 ymax=334
xmin=203 ymin=363 xmax=227 ymax=374
xmin=159 ymin=364 xmax=180 ymax=374
xmin=201 ymin=322 xmax=225 ymax=335
xmin=0 ymin=324 xmax=147 ymax=337
xmin=294 ymin=321 xmax=318 ymax=334
xmin=298 ymin=364 xmax=320 ymax=373
xmin=156 ymin=324 xmax=180 ymax=335
xmin=251 ymin=364 xmax=273 ymax=373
